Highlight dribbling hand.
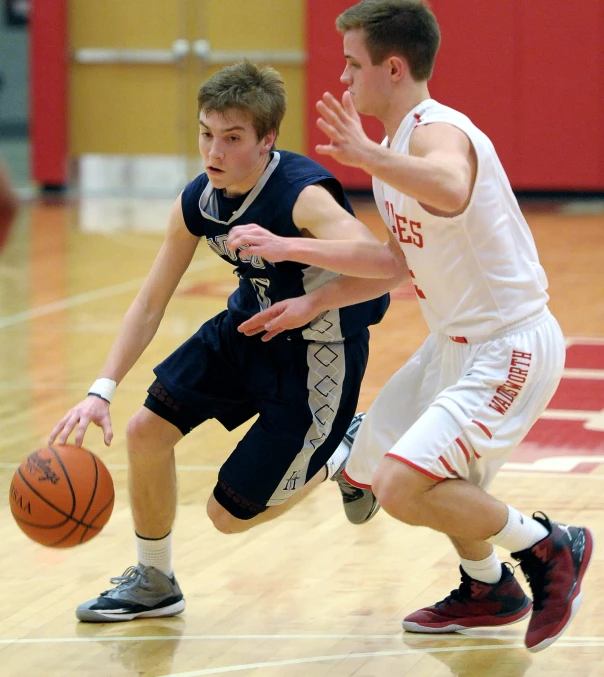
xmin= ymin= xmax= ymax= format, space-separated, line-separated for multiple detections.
xmin=49 ymin=396 xmax=114 ymax=447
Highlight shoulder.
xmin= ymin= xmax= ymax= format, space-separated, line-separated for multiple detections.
xmin=410 ymin=122 xmax=473 ymax=155
xmin=181 ymin=172 xmax=210 ymax=236
xmin=182 ymin=172 xmax=209 ymax=201
xmin=275 ymin=150 xmax=337 ymax=185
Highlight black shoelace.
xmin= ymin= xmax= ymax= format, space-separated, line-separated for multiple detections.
xmin=435 ymin=573 xmax=474 ymax=607
xmin=517 ymin=555 xmax=549 ymax=611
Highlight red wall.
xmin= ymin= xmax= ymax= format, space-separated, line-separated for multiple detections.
xmin=306 ymin=0 xmax=604 ymax=191
xmin=30 ymin=0 xmax=69 ymax=187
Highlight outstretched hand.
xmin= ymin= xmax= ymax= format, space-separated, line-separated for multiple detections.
xmin=315 ymin=91 xmax=376 ymax=168
xmin=227 ymin=224 xmax=290 ymax=263
xmin=238 ymin=295 xmax=319 ymax=342
xmin=48 ymin=396 xmax=114 ymax=447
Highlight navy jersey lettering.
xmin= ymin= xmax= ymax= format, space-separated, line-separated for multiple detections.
xmin=180 ymin=150 xmax=389 ymax=341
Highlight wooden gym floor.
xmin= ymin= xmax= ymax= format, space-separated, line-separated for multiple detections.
xmin=0 ymin=195 xmax=603 ymax=676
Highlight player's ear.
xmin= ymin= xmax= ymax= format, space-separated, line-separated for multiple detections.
xmin=388 ymin=55 xmax=406 ymax=82
xmin=261 ymin=130 xmax=277 ymax=153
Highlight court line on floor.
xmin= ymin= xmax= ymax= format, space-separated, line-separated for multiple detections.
xmin=154 ymin=642 xmax=604 ymax=677
xmin=0 ymin=259 xmax=220 ymax=330
xmin=1 ymin=632 xmax=602 ymax=645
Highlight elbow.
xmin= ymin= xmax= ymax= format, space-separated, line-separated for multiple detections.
xmin=378 ymin=255 xmax=408 ymax=282
xmin=442 ymin=179 xmax=471 ymax=213
xmin=392 ymin=262 xmax=409 ymax=286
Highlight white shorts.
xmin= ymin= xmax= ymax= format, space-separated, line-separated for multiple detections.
xmin=345 ymin=308 xmax=565 ymax=490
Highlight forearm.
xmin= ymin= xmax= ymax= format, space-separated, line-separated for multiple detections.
xmin=360 ymin=145 xmax=466 ymax=213
xmin=97 ymin=297 xmax=164 ymax=385
xmin=311 ymin=271 xmax=409 ymax=313
xmin=284 ymin=238 xmax=399 ymax=278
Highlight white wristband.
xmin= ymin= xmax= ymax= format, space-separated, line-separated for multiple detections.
xmin=88 ymin=378 xmax=117 ymax=403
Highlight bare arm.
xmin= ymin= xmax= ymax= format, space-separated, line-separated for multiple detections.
xmin=96 ymin=197 xmax=199 ymax=384
xmin=316 ymin=91 xmax=476 ymax=214
xmin=226 ymin=183 xmax=404 ymax=278
xmin=49 ymin=195 xmax=200 ymax=445
xmin=239 ymin=233 xmax=409 ymax=341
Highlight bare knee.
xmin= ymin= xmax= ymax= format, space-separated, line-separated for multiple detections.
xmin=206 ymin=495 xmax=255 ymax=535
xmin=126 ymin=408 xmax=180 ymax=456
xmin=372 ymin=460 xmax=432 ymax=525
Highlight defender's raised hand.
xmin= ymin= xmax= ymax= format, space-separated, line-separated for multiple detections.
xmin=315 ymin=91 xmax=377 ymax=168
xmin=227 ymin=224 xmax=291 ymax=263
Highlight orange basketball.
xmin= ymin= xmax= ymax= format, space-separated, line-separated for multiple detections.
xmin=9 ymin=444 xmax=115 ymax=548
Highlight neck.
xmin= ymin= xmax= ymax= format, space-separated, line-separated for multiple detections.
xmin=224 ymin=152 xmax=272 ymax=198
xmin=382 ymin=81 xmax=431 ymax=142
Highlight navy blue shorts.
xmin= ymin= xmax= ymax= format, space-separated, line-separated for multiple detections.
xmin=145 ymin=310 xmax=370 ymax=519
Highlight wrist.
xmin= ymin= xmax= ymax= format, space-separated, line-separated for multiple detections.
xmin=358 ymin=142 xmax=382 ymax=175
xmin=308 ymin=287 xmax=329 ymax=315
xmin=88 ymin=377 xmax=117 ymax=403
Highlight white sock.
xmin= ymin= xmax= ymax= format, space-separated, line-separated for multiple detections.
xmin=461 ymin=549 xmax=502 ymax=584
xmin=487 ymin=505 xmax=549 ymax=553
xmin=325 ymin=441 xmax=349 ymax=480
xmin=136 ymin=531 xmax=173 ymax=577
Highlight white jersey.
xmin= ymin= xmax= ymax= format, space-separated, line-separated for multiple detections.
xmin=374 ymin=99 xmax=549 ymax=338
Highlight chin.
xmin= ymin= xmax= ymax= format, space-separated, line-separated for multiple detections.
xmin=207 ymin=174 xmax=228 ymax=188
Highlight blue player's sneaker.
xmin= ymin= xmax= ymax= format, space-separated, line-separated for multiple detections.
xmin=331 ymin=413 xmax=380 ymax=525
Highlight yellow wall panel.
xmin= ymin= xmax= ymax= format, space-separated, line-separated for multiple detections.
xmin=203 ymin=1 xmax=303 ymax=50
xmin=68 ymin=0 xmax=306 ymax=157
xmin=69 ymin=0 xmax=182 ymax=48
xmin=70 ymin=66 xmax=181 ymax=155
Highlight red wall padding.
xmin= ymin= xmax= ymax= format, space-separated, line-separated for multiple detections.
xmin=31 ymin=0 xmax=69 ymax=186
xmin=306 ymin=0 xmax=386 ymax=189
xmin=306 ymin=0 xmax=604 ymax=191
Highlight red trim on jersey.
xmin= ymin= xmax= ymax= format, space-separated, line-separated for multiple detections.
xmin=385 ymin=453 xmax=445 ymax=482
xmin=455 ymin=438 xmax=471 ymax=463
xmin=450 ymin=336 xmax=468 ymax=343
xmin=342 ymin=469 xmax=371 ymax=490
xmin=473 ymin=419 xmax=493 ymax=439
xmin=413 ymin=113 xmax=422 ymax=121
xmin=439 ymin=455 xmax=458 ymax=476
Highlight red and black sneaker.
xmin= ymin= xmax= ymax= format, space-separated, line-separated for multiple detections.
xmin=402 ymin=563 xmax=532 ymax=633
xmin=512 ymin=512 xmax=594 ymax=652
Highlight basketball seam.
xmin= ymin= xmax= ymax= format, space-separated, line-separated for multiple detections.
xmin=11 ymin=448 xmax=112 ymax=541
xmin=75 ymin=450 xmax=100 ymax=545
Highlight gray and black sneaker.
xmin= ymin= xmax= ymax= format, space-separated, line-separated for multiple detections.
xmin=76 ymin=565 xmax=185 ymax=622
xmin=331 ymin=413 xmax=380 ymax=525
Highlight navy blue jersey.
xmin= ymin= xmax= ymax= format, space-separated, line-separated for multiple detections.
xmin=181 ymin=150 xmax=389 ymax=341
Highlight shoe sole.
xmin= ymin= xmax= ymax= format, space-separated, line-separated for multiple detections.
xmin=76 ymin=599 xmax=186 ymax=623
xmin=346 ymin=500 xmax=381 ymax=525
xmin=526 ymin=527 xmax=595 ymax=653
xmin=403 ymin=601 xmax=533 ymax=633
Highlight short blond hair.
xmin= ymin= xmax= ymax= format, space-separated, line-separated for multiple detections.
xmin=197 ymin=60 xmax=286 ymax=140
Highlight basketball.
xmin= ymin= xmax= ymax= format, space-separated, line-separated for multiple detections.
xmin=0 ymin=161 xmax=18 ymax=252
xmin=9 ymin=444 xmax=115 ymax=548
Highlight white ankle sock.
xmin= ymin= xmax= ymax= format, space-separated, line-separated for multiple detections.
xmin=487 ymin=505 xmax=549 ymax=553
xmin=136 ymin=532 xmax=173 ymax=577
xmin=460 ymin=549 xmax=502 ymax=584
xmin=325 ymin=441 xmax=349 ymax=480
